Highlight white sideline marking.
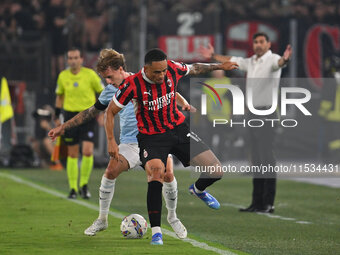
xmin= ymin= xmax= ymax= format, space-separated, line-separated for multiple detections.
xmin=0 ymin=172 xmax=238 ymax=255
xmin=221 ymin=202 xmax=313 ymax=225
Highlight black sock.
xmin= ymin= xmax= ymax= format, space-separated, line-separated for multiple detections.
xmin=147 ymin=181 xmax=163 ymax=227
xmin=195 ymin=174 xmax=221 ymax=191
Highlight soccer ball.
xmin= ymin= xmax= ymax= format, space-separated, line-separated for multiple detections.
xmin=120 ymin=214 xmax=148 ymax=238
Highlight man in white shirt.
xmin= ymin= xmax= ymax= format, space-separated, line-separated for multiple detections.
xmin=200 ymin=32 xmax=292 ymax=213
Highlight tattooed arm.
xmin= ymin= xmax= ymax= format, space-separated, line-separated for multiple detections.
xmin=64 ymin=106 xmax=102 ymax=130
xmin=188 ymin=62 xmax=238 ymax=75
xmin=48 ymin=105 xmax=102 ymax=141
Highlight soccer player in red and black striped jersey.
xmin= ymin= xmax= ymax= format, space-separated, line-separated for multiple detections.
xmin=105 ymin=48 xmax=238 ymax=245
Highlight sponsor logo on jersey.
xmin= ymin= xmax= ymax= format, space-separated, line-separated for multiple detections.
xmin=143 ymin=91 xmax=174 ymax=111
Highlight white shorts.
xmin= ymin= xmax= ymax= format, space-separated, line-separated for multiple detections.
xmin=118 ymin=143 xmax=141 ymax=169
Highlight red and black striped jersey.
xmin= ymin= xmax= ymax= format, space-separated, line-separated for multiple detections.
xmin=113 ymin=60 xmax=190 ymax=135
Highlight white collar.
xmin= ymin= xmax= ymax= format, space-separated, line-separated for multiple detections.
xmin=141 ymin=68 xmax=155 ymax=84
xmin=252 ymin=50 xmax=272 ymax=62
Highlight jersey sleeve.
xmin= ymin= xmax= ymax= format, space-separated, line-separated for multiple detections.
xmin=271 ymin=54 xmax=283 ymax=71
xmin=112 ymin=81 xmax=135 ymax=108
xmin=94 ymin=99 xmax=108 ymax=111
xmin=168 ymin=60 xmax=190 ymax=80
xmin=55 ymin=73 xmax=64 ymax=95
xmin=98 ymin=85 xmax=117 ymax=106
xmin=230 ymin=56 xmax=249 ymax=72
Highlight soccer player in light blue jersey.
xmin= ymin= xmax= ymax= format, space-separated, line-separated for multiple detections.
xmin=49 ymin=49 xmax=193 ymax=238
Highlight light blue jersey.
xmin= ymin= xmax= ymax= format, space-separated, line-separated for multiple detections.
xmin=98 ymin=85 xmax=138 ymax=144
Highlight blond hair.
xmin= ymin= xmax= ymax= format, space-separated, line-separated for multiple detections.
xmin=96 ymin=49 xmax=126 ymax=72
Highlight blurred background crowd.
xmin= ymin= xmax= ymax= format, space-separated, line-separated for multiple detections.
xmin=1 ymin=0 xmax=339 ymax=76
xmin=0 ymin=0 xmax=339 ymax=168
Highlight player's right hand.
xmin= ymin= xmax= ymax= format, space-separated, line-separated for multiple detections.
xmin=198 ymin=43 xmax=215 ymax=59
xmin=107 ymin=138 xmax=119 ymax=160
xmin=48 ymin=125 xmax=64 ymax=141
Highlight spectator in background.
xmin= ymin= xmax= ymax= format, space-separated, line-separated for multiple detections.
xmin=66 ymin=5 xmax=86 ymax=51
xmin=313 ymin=2 xmax=336 ymax=23
xmin=84 ymin=7 xmax=108 ymax=52
xmin=0 ymin=0 xmax=44 ymax=42
xmin=30 ymin=0 xmax=45 ymax=31
xmin=31 ymin=105 xmax=63 ymax=170
xmin=2 ymin=0 xmax=340 ymax=51
xmin=200 ymin=32 xmax=292 ymax=214
xmin=45 ymin=0 xmax=68 ymax=80
xmin=0 ymin=2 xmax=13 ymax=42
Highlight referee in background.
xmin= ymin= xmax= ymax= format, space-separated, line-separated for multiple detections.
xmin=54 ymin=48 xmax=103 ymax=199
xmin=200 ymin=32 xmax=292 ymax=213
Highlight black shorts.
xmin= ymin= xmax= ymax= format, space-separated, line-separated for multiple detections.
xmin=63 ymin=111 xmax=96 ymax=146
xmin=137 ymin=122 xmax=209 ymax=168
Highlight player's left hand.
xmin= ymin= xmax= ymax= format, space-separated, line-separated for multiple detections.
xmin=283 ymin=44 xmax=292 ymax=61
xmin=48 ymin=125 xmax=65 ymax=141
xmin=107 ymin=138 xmax=119 ymax=160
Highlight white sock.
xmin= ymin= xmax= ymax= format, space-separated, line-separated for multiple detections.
xmin=162 ymin=177 xmax=178 ymax=222
xmin=194 ymin=184 xmax=204 ymax=194
xmin=151 ymin=226 xmax=162 ymax=236
xmin=98 ymin=176 xmax=116 ymax=221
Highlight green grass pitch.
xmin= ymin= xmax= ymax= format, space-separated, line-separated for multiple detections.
xmin=0 ymin=168 xmax=339 ymax=255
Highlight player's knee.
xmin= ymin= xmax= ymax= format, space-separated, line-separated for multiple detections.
xmin=82 ymin=143 xmax=94 ymax=156
xmin=150 ymin=169 xmax=163 ymax=181
xmin=146 ymin=161 xmax=165 ymax=181
xmin=82 ymin=150 xmax=93 ymax=157
xmin=105 ymin=161 xmax=126 ymax=179
xmin=68 ymin=152 xmax=78 ymax=158
xmin=105 ymin=167 xmax=118 ymax=179
xmin=163 ymin=171 xmax=174 ymax=182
